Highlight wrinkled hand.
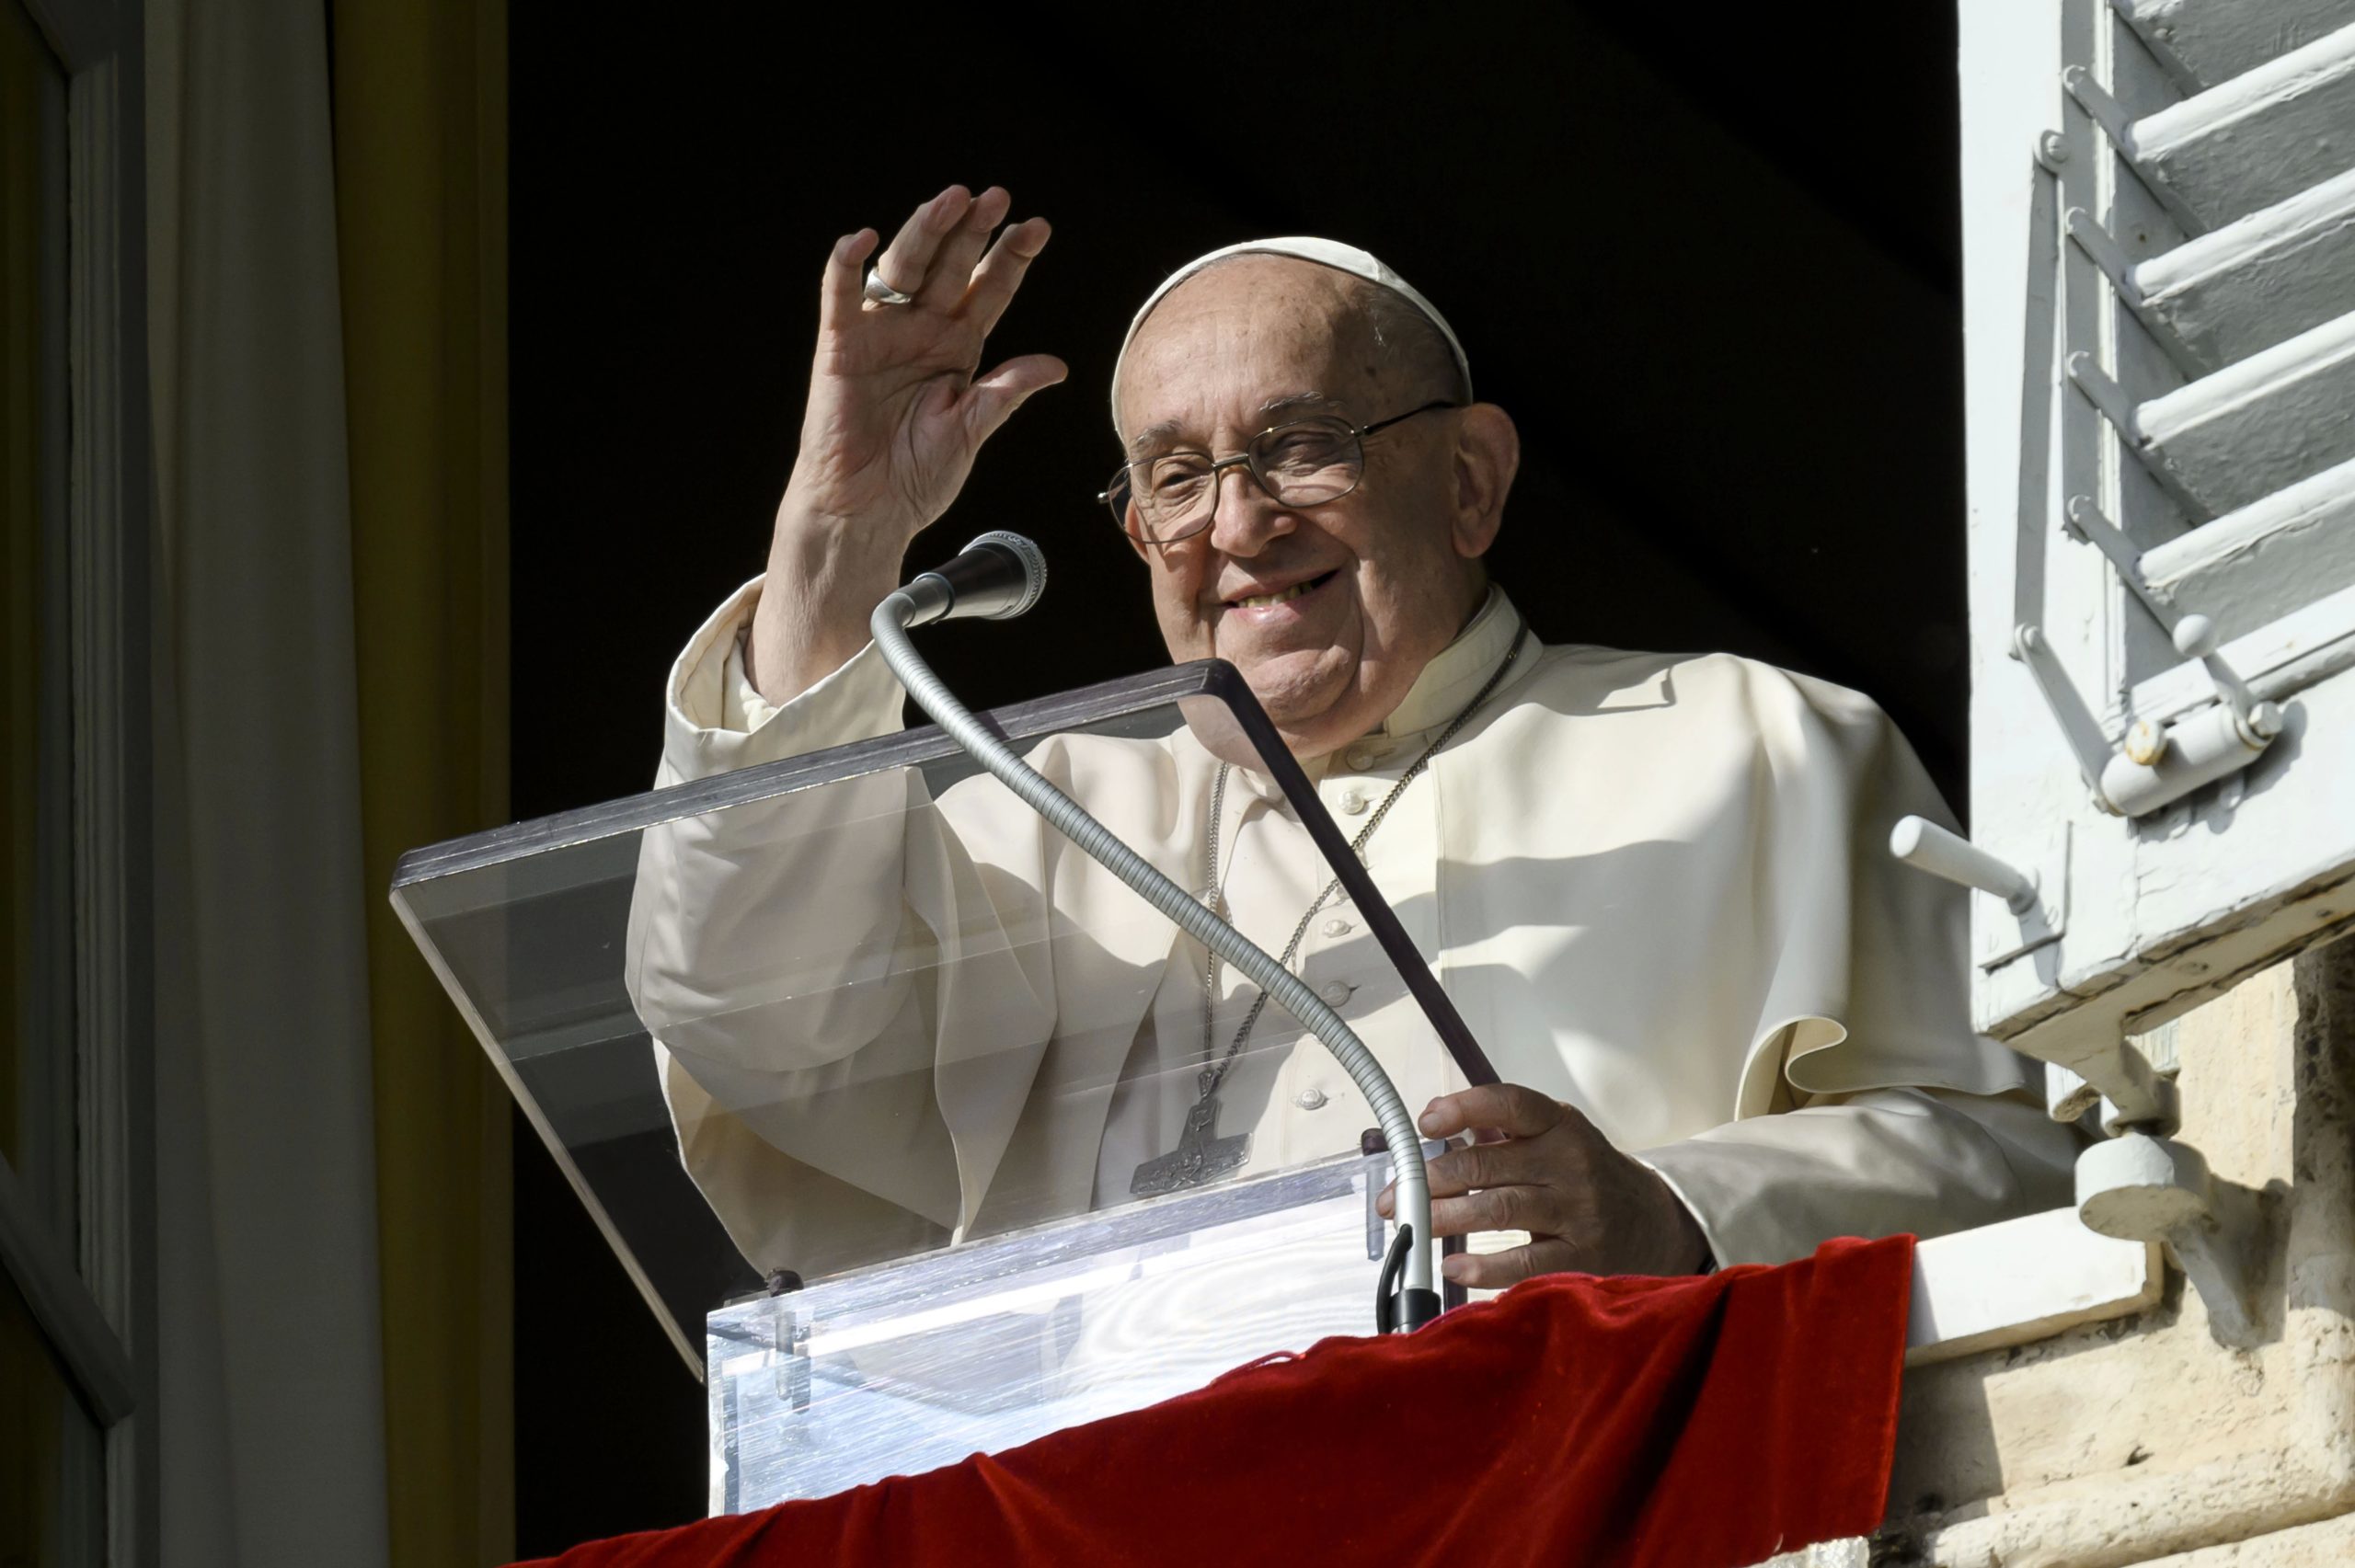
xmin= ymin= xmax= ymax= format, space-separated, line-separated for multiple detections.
xmin=789 ymin=185 xmax=1063 ymax=545
xmin=752 ymin=186 xmax=1065 ymax=700
xmin=1375 ymin=1083 xmax=1712 ymax=1288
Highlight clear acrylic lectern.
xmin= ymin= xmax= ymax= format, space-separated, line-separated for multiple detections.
xmin=390 ymin=660 xmax=1494 ymax=1513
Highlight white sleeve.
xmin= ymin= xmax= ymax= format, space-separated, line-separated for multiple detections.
xmin=626 ymin=574 xmax=1062 ymax=1274
xmin=1636 ymin=1084 xmax=2083 ymax=1267
xmin=656 ymin=573 xmax=906 ymax=788
xmin=631 ymin=572 xmax=925 ymax=1077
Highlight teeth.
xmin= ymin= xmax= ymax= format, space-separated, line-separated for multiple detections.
xmin=1234 ymin=580 xmax=1315 ymax=610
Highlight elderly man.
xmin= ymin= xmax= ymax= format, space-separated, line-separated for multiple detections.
xmin=627 ymin=184 xmax=2076 ymax=1291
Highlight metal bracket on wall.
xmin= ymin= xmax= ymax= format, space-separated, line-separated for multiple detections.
xmin=2002 ymin=95 xmax=2287 ymax=827
xmin=2005 ymin=439 xmax=2283 ymax=821
xmin=2016 ymin=611 xmax=2282 ymax=819
xmin=2062 ymin=496 xmax=2218 ymax=659
xmin=1886 ymin=802 xmax=2180 ymax=1127
xmin=2065 ymin=352 xmax=2215 ymax=521
xmin=2062 ymin=206 xmax=2208 ymax=378
xmin=2078 ymin=1129 xmax=2269 ymax=1348
xmin=2055 ymin=494 xmax=2288 ymax=806
xmin=2013 ymin=624 xmax=2121 ymax=807
xmin=2061 ymin=63 xmax=2211 ymax=237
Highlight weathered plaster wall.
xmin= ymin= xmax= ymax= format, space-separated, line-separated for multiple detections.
xmin=2141 ymin=1511 xmax=2355 ymax=1563
xmin=1878 ymin=932 xmax=2355 ymax=1567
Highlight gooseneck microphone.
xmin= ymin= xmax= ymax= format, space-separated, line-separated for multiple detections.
xmin=895 ymin=532 xmax=1049 ymax=627
xmin=868 ymin=532 xmax=1440 ymax=1333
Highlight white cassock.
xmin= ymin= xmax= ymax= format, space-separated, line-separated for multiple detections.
xmin=626 ymin=582 xmax=2078 ymax=1283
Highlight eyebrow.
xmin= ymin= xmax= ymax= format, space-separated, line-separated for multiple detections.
xmin=1126 ymin=392 xmax=1348 ymax=458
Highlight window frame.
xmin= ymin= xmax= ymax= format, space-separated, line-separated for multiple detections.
xmin=1 ymin=1 xmax=156 ymax=1563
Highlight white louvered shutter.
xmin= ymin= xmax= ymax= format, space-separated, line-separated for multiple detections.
xmin=1946 ymin=0 xmax=2355 ymax=1118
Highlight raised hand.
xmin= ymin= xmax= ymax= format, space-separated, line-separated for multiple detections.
xmin=752 ymin=186 xmax=1064 ymax=702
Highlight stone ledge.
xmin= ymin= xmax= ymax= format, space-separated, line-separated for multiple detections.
xmin=1907 ymin=1207 xmax=2161 ymax=1368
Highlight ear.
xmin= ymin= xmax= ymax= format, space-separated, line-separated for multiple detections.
xmin=1449 ymin=403 xmax=1518 ymax=560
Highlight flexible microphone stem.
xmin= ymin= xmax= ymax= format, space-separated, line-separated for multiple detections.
xmin=870 ymin=589 xmax=1439 ymax=1330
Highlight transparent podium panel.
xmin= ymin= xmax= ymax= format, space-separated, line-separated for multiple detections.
xmin=706 ymin=1147 xmax=1413 ymax=1512
xmin=393 ymin=659 xmax=1493 ymax=1495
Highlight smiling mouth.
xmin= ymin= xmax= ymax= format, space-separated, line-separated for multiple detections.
xmin=1225 ymin=570 xmax=1338 ymax=611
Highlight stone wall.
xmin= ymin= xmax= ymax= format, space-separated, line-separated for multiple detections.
xmin=1873 ymin=933 xmax=2355 ymax=1566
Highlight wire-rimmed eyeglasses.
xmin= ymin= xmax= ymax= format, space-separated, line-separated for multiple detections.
xmin=1099 ymin=400 xmax=1460 ymax=546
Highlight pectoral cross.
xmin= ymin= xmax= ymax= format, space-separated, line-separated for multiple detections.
xmin=1130 ymin=1095 xmax=1252 ymax=1197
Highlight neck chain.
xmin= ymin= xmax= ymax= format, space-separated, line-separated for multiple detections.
xmin=1130 ymin=638 xmax=1523 ymax=1197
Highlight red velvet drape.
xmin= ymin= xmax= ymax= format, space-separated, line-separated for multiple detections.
xmin=523 ymin=1235 xmax=1913 ymax=1568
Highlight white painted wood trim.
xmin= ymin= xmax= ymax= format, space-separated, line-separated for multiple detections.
xmin=2132 ymin=577 xmax=2355 ymax=725
xmin=66 ymin=32 xmax=139 ymax=1379
xmin=29 ymin=1 xmax=159 ymax=1562
xmin=2135 ymin=306 xmax=2355 ymax=514
xmin=2114 ymin=0 xmax=2355 ymax=90
xmin=2142 ymin=454 xmax=2355 ymax=591
xmin=0 ymin=1153 xmax=134 ymax=1420
xmin=2138 ymin=455 xmax=2355 ymax=646
xmin=1906 ymin=1206 xmax=2162 ymax=1367
xmin=2132 ymin=166 xmax=2355 ymax=370
xmin=2129 ymin=21 xmax=2355 ymax=228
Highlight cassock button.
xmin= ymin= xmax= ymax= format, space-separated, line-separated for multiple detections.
xmin=1339 ymin=787 xmax=1370 ymax=815
xmin=1320 ymin=979 xmax=1354 ymax=1006
xmin=1321 ymin=917 xmax=1351 ymax=937
xmin=1344 ymin=742 xmax=1384 ymax=771
xmin=1294 ymin=1087 xmax=1328 ymax=1111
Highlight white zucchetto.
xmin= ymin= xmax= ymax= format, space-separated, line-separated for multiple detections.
xmin=1109 ymin=237 xmax=1474 ymax=431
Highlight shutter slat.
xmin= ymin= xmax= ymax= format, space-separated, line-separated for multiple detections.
xmin=2131 ymin=166 xmax=2355 ymax=369
xmin=2129 ymin=309 xmax=2355 ymax=514
xmin=2142 ymin=454 xmax=2355 ymax=645
xmin=2115 ymin=0 xmax=2355 ymax=92
xmin=2113 ymin=22 xmax=2355 ymax=230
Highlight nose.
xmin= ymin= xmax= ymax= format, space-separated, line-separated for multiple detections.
xmin=1204 ymin=461 xmax=1293 ymax=557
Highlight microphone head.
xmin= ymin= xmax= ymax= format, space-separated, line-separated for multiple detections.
xmin=960 ymin=531 xmax=1049 ymax=620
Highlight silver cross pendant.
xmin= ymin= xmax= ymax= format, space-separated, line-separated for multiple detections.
xmin=1130 ymin=1095 xmax=1252 ymax=1197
